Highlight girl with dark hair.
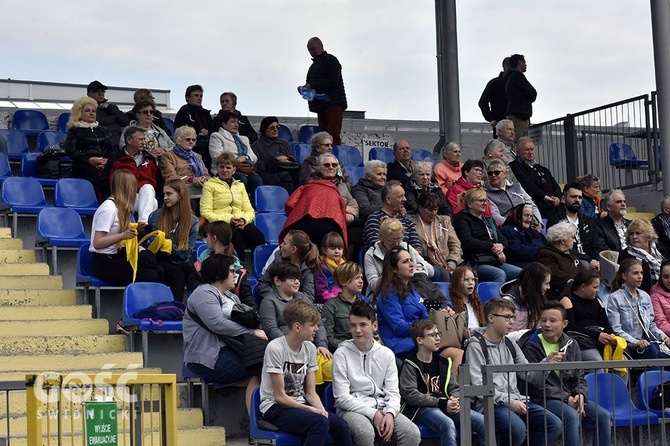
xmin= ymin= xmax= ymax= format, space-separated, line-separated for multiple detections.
xmin=500 ymin=204 xmax=546 ymax=268
xmin=183 ymin=254 xmax=267 ymax=414
xmin=374 ymin=247 xmax=428 ymax=357
xmin=500 ymin=262 xmax=551 ymax=332
xmin=145 ymin=178 xmax=199 ymax=301
xmin=607 ymin=258 xmax=670 ymax=359
xmin=258 ymin=230 xmax=321 ymax=301
xmin=651 ymin=260 xmax=670 ymax=336
xmin=560 ymin=270 xmax=615 ymax=361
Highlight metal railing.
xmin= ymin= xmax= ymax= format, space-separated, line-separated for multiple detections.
xmin=25 ymin=372 xmax=178 ymax=446
xmin=458 ymin=358 xmax=670 ymax=446
xmin=529 ymin=93 xmax=661 ymax=190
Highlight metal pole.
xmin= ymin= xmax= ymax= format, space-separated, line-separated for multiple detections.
xmin=433 ymin=0 xmax=461 ymax=154
xmin=650 ymin=0 xmax=670 ymax=195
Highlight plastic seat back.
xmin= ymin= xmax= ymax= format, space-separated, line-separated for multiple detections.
xmin=12 ymin=110 xmax=49 ymax=136
xmin=585 ymin=372 xmax=657 ymax=426
xmin=436 ymin=282 xmax=452 ymax=306
xmin=637 ymin=370 xmax=670 ymax=416
xmin=293 ymin=143 xmax=312 ymax=163
xmin=122 ymin=282 xmax=175 ymax=324
xmin=369 ymin=147 xmax=394 ymax=163
xmin=253 ymin=244 xmax=278 ymax=277
xmin=0 ymin=152 xmax=11 ymax=183
xmin=0 ymin=130 xmax=30 ymax=159
xmin=298 ymin=125 xmax=319 ymax=144
xmin=412 ymin=148 xmax=434 ymax=162
xmin=346 ymin=166 xmax=364 ymax=186
xmin=37 ymin=131 xmax=68 ymax=152
xmin=163 ymin=117 xmax=175 ymax=136
xmin=255 ymin=186 xmax=289 ymax=213
xmin=55 ymin=179 xmax=99 ymax=210
xmin=57 ymin=113 xmax=71 ymax=133
xmin=334 ymin=145 xmax=363 ymax=167
xmin=37 ymin=208 xmax=86 ymax=240
xmin=249 ymin=387 xmax=304 ymax=444
xmin=278 ymin=124 xmax=293 ymax=142
xmin=1 ymin=177 xmax=46 ymax=207
xmin=477 ymin=282 xmax=503 ymax=304
xmin=255 ymin=214 xmax=286 ymax=245
xmin=76 ymin=243 xmax=93 ymax=283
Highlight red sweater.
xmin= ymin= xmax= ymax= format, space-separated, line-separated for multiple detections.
xmin=110 ymin=153 xmax=157 ymax=189
xmin=445 ymin=176 xmax=492 ymax=217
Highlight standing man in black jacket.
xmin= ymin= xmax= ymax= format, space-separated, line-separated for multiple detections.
xmin=299 ymin=37 xmax=347 ymax=145
xmin=87 ymin=80 xmax=129 ymax=141
xmin=504 ymin=54 xmax=537 ymax=142
xmin=478 ymin=57 xmax=510 ymax=138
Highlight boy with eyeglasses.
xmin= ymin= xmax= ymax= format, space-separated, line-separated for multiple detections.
xmin=399 ymin=319 xmax=485 ymax=446
xmin=465 ymin=298 xmax=561 ymax=446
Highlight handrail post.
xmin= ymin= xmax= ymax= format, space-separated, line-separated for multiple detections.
xmin=564 ymin=114 xmax=579 ymax=182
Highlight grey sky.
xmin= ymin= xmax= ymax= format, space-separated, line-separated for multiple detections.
xmin=1 ymin=1 xmax=656 ymax=123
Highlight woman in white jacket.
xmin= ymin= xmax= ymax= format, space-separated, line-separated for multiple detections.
xmin=209 ymin=110 xmax=262 ymax=194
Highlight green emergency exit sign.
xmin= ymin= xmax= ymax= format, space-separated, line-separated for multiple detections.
xmin=84 ymin=401 xmax=118 ymax=446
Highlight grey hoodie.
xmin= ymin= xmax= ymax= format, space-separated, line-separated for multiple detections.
xmin=332 ymin=339 xmax=400 ymax=419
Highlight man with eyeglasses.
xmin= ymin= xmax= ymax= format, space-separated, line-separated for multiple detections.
xmin=546 ymin=182 xmax=605 ymax=272
xmin=87 ymin=80 xmax=129 ymax=140
xmin=509 ymin=137 xmax=562 ymax=219
xmin=485 ymin=159 xmax=541 ymax=227
xmin=465 ymin=298 xmax=561 ymax=446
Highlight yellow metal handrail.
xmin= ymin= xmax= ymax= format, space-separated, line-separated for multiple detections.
xmin=25 ymin=373 xmax=178 ymax=446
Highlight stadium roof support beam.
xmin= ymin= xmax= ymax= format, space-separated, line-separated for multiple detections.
xmin=650 ymin=0 xmax=670 ymax=195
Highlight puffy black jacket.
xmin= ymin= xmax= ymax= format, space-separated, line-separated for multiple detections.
xmin=63 ymin=126 xmax=118 ymax=165
xmin=306 ymin=51 xmax=347 ymax=112
xmin=504 ymin=69 xmax=537 ymax=120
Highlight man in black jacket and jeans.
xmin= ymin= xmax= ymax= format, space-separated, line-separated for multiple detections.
xmin=479 ymin=57 xmax=510 ymax=138
xmin=299 ymin=37 xmax=347 ymax=145
xmin=504 ymin=54 xmax=537 ymax=142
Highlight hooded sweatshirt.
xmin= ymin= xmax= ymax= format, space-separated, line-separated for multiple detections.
xmin=332 ymin=339 xmax=400 ymax=419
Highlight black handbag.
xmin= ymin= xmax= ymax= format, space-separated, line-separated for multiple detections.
xmin=230 ymin=302 xmax=261 ymax=329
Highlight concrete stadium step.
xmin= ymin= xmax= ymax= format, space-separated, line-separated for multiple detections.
xmin=0 ymin=334 xmax=126 ymax=355
xmin=0 ymin=319 xmax=109 ymax=336
xmin=0 ymin=366 xmax=163 ymax=383
xmin=0 ymin=305 xmax=92 ymax=321
xmin=0 ymin=352 xmax=143 ymax=372
xmin=0 ymin=249 xmax=36 ymax=263
xmin=0 ymin=238 xmax=23 ymax=249
xmin=0 ymin=262 xmax=49 ymax=275
xmin=0 ymin=228 xmax=11 ymax=238
xmin=2 ymin=275 xmax=62 ymax=289
xmin=0 ymin=289 xmax=77 ymax=306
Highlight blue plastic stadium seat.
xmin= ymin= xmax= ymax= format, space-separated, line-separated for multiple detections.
xmin=253 ymin=244 xmax=278 ymax=278
xmin=37 ymin=131 xmax=68 ymax=152
xmin=122 ymin=282 xmax=183 ymax=365
xmin=0 ymin=153 xmax=12 ymax=184
xmin=412 ymin=148 xmax=434 ymax=162
xmin=0 ymin=177 xmax=49 ymax=236
xmin=334 ymin=145 xmax=363 ymax=167
xmin=55 ymin=178 xmax=99 ymax=216
xmin=293 ymin=143 xmax=312 ymax=163
xmin=435 ymin=282 xmax=452 ymax=307
xmin=76 ymin=243 xmax=124 ymax=318
xmin=345 ymin=166 xmax=364 ymax=186
xmin=255 ymin=214 xmax=287 ymax=245
xmin=298 ymin=125 xmax=320 ymax=144
xmin=163 ymin=117 xmax=175 ymax=136
xmin=585 ymin=372 xmax=658 ymax=427
xmin=12 ymin=110 xmax=49 ymax=136
xmin=278 ymin=124 xmax=294 ymax=142
xmin=369 ymin=147 xmax=394 ymax=163
xmin=608 ymin=142 xmax=649 ymax=168
xmin=477 ymin=282 xmax=503 ymax=304
xmin=636 ymin=370 xmax=670 ymax=419
xmin=57 ymin=113 xmax=71 ymax=133
xmin=0 ymin=129 xmax=30 ymax=161
xmin=21 ymin=153 xmax=58 ymax=187
xmin=36 ymin=208 xmax=90 ymax=274
xmin=255 ymin=185 xmax=289 ymax=214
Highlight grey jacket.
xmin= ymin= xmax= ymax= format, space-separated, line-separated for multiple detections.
xmin=485 ymin=179 xmax=541 ymax=226
xmin=258 ymin=250 xmax=315 ymax=300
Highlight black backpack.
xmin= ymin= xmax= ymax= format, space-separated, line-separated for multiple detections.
xmin=36 ymin=144 xmax=71 ymax=179
xmin=650 ymin=380 xmax=670 ymax=411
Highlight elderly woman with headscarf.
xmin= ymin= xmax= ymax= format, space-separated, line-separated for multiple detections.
xmin=298 ymin=131 xmax=350 ymax=186
xmin=501 ymin=204 xmax=546 ymax=268
xmin=351 ymin=160 xmax=387 ymax=220
xmin=619 ymin=219 xmax=666 ymax=293
xmin=63 ymin=96 xmax=119 ymax=199
xmin=251 ymin=116 xmax=300 ymax=193
xmin=485 ymin=159 xmax=540 ymax=226
xmin=535 ymin=221 xmax=586 ymax=300
xmin=404 ymin=161 xmax=453 ymax=217
xmin=433 ymin=141 xmax=463 ymax=195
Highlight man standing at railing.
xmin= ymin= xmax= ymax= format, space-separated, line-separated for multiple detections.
xmin=479 ymin=57 xmax=510 ymax=139
xmin=504 ymin=55 xmax=537 ymax=142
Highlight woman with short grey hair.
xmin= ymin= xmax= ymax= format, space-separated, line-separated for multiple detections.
xmin=298 ymin=131 xmax=351 ymax=186
xmin=352 ymin=160 xmax=387 ymax=220
xmin=485 ymin=159 xmax=540 ymax=226
xmin=535 ymin=221 xmax=587 ymax=299
xmin=404 ymin=161 xmax=452 ymax=216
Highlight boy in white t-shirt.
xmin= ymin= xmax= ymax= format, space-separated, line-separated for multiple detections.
xmin=258 ymin=300 xmax=352 ymax=446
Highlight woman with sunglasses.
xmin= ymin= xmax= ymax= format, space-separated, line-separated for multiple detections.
xmin=122 ymin=99 xmax=174 ymax=153
xmin=484 ymin=159 xmax=541 ymax=227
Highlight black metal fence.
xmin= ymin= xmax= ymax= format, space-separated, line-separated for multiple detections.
xmin=529 ymin=93 xmax=661 ymax=190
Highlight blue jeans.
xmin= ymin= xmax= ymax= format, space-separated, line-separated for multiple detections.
xmin=475 ymin=263 xmax=522 ymax=283
xmin=494 ymin=402 xmax=561 ymax=446
xmin=544 ymin=399 xmax=611 ymax=446
xmin=415 ymin=406 xmax=485 ymax=446
xmin=262 ymin=404 xmax=352 ymax=446
xmin=187 ymin=346 xmax=251 ymax=385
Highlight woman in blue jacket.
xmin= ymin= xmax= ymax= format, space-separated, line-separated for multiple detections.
xmin=500 ymin=204 xmax=546 ymax=268
xmin=373 ymin=247 xmax=428 ymax=357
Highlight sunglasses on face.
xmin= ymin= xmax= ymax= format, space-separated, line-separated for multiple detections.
xmin=182 ymin=137 xmax=196 ymax=143
xmin=322 ymin=162 xmax=339 ymax=168
xmin=487 ymin=170 xmax=504 ymax=177
xmin=139 ymin=110 xmax=154 ymax=116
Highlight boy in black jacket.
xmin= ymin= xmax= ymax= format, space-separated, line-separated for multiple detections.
xmin=518 ymin=301 xmax=611 ymax=446
xmin=399 ymin=319 xmax=485 ymax=446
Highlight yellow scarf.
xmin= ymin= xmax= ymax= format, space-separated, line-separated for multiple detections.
xmin=139 ymin=230 xmax=172 ymax=255
xmin=120 ymin=223 xmax=139 ymax=282
xmin=323 ymin=256 xmax=345 ymax=272
xmin=603 ymin=335 xmax=628 ymax=376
